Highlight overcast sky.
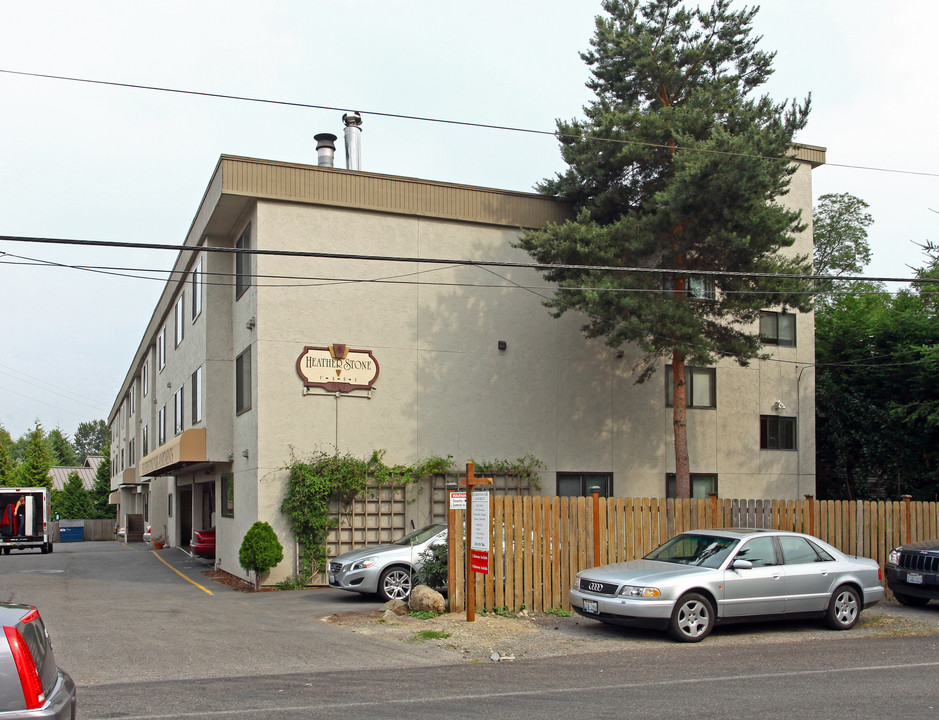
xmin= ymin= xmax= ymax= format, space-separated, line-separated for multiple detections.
xmin=1 ymin=0 xmax=937 ymax=442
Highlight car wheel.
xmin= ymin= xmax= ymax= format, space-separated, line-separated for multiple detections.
xmin=378 ymin=566 xmax=413 ymax=602
xmin=825 ymin=585 xmax=861 ymax=630
xmin=668 ymin=592 xmax=714 ymax=643
xmin=40 ymin=543 xmax=49 ymax=554
xmin=894 ymin=592 xmax=929 ymax=607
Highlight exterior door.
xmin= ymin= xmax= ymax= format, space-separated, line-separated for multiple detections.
xmin=721 ymin=536 xmax=786 ymax=617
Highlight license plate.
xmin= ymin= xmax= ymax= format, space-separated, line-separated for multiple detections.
xmin=329 ymin=574 xmax=336 ymax=584
xmin=583 ymin=599 xmax=599 ymax=614
xmin=906 ymin=572 xmax=923 ymax=585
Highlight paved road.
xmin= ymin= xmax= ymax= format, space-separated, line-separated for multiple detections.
xmin=3 ymin=542 xmax=939 ymax=719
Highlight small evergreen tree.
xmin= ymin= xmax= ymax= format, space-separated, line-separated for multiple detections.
xmin=89 ymin=441 xmax=115 ymax=519
xmin=0 ymin=430 xmax=15 ymax=487
xmin=239 ymin=522 xmax=284 ymax=590
xmin=46 ymin=427 xmax=78 ymax=467
xmin=16 ymin=423 xmax=53 ymax=490
xmin=54 ymin=472 xmax=94 ymax=519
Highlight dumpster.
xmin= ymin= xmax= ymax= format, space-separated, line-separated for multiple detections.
xmin=59 ymin=520 xmax=84 ymax=542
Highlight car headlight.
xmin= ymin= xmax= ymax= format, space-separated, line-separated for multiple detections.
xmin=618 ymin=586 xmax=661 ymax=599
xmin=351 ymin=556 xmax=378 ymax=571
xmin=887 ymin=548 xmax=901 ymax=565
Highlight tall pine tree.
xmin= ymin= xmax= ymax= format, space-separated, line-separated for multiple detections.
xmin=518 ymin=0 xmax=813 ymax=496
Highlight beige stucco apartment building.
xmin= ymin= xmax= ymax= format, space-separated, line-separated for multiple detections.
xmin=108 ymin=142 xmax=825 ymax=584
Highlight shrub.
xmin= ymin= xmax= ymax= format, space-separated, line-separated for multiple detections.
xmin=239 ymin=521 xmax=284 ymax=590
xmin=414 ymin=542 xmax=448 ymax=589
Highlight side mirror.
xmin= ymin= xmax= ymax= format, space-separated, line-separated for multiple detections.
xmin=732 ymin=559 xmax=753 ymax=570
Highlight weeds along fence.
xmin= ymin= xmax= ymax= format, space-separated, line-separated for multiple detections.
xmin=446 ymin=495 xmax=939 ymax=613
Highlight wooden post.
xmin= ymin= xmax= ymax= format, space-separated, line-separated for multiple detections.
xmin=462 ymin=462 xmax=492 ymax=622
xmin=708 ymin=492 xmax=718 ymax=529
xmin=591 ymin=489 xmax=601 ymax=568
xmin=446 ymin=481 xmax=457 ymax=612
xmin=901 ymin=495 xmax=912 ymax=544
xmin=804 ymin=494 xmax=814 ymax=536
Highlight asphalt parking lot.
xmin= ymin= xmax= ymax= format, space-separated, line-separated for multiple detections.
xmin=0 ymin=540 xmax=463 ymax=685
xmin=3 ymin=540 xmax=939 ymax=687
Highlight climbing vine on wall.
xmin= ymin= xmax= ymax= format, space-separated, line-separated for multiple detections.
xmin=281 ymin=450 xmax=451 ymax=582
xmin=280 ymin=450 xmax=545 ymax=583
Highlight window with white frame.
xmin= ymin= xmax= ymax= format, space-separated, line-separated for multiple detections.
xmin=142 ymin=424 xmax=149 ymax=457
xmin=235 ymin=224 xmax=251 ymax=299
xmin=158 ymin=326 xmax=166 ymax=371
xmin=142 ymin=360 xmax=149 ymax=398
xmin=174 ymin=387 xmax=184 ymax=435
xmin=665 ymin=365 xmax=716 ymax=408
xmin=191 ymin=366 xmax=203 ymax=424
xmin=158 ymin=406 xmax=166 ymax=446
xmin=191 ymin=258 xmax=203 ymax=321
xmin=175 ymin=293 xmax=185 ymax=347
xmin=760 ymin=311 xmax=796 ymax=347
xmin=129 ymin=438 xmax=135 ymax=467
xmin=121 ymin=401 xmax=126 ymax=428
xmin=129 ymin=380 xmax=136 ymax=416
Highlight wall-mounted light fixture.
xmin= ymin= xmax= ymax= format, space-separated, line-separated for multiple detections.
xmin=246 ymin=317 xmax=256 ymax=330
xmin=772 ymin=400 xmax=787 ymax=411
xmin=497 ymin=340 xmax=507 ymax=351
xmin=242 ymin=449 xmax=249 ymax=459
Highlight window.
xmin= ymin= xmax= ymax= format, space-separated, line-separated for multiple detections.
xmin=168 ymin=494 xmax=173 ymax=518
xmin=687 ymin=276 xmax=715 ymax=300
xmin=191 ymin=366 xmax=203 ymax=424
xmin=120 ymin=448 xmax=124 ymax=471
xmin=236 ymin=347 xmax=252 ymax=414
xmin=128 ymin=438 xmax=135 ymax=467
xmin=779 ymin=536 xmax=834 ymax=565
xmin=142 ymin=424 xmax=149 ymax=457
xmin=666 ymin=473 xmax=717 ymax=499
xmin=174 ymin=294 xmax=185 ymax=347
xmin=557 ymin=473 xmax=612 ymax=497
xmin=665 ymin=365 xmax=716 ymax=408
xmin=235 ymin=224 xmax=251 ymax=299
xmin=761 ymin=415 xmax=797 ymax=450
xmin=191 ymin=258 xmax=203 ymax=321
xmin=174 ymin=387 xmax=184 ymax=435
xmin=129 ymin=381 xmax=136 ymax=415
xmin=760 ymin=311 xmax=796 ymax=347
xmin=142 ymin=360 xmax=149 ymax=398
xmin=734 ymin=536 xmax=778 ymax=567
xmin=121 ymin=401 xmax=126 ymax=428
xmin=158 ymin=406 xmax=166 ymax=446
xmin=221 ymin=474 xmax=235 ymax=518
xmin=158 ymin=326 xmax=166 ymax=371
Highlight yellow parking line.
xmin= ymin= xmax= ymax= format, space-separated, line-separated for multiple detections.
xmin=151 ymin=550 xmax=214 ymax=595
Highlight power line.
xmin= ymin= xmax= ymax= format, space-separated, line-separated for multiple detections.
xmin=1 ymin=234 xmax=934 ymax=286
xmin=2 ymin=68 xmax=938 ymax=179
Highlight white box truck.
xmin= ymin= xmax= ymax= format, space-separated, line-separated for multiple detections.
xmin=0 ymin=487 xmax=53 ymax=554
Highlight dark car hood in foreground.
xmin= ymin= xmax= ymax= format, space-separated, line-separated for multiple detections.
xmin=898 ymin=539 xmax=939 ymax=553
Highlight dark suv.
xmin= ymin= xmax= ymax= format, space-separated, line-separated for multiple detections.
xmin=885 ymin=539 xmax=939 ymax=606
xmin=0 ymin=603 xmax=76 ymax=718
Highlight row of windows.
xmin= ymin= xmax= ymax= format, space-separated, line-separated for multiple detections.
xmin=158 ymin=257 xmax=204 ymax=373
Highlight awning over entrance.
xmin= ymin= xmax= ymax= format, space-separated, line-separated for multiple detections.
xmin=107 ymin=490 xmax=120 ymax=505
xmin=138 ymin=428 xmax=207 ymax=477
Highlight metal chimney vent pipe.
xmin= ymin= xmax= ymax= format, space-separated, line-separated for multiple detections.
xmin=314 ymin=133 xmax=338 ymax=167
xmin=342 ymin=112 xmax=363 ymax=170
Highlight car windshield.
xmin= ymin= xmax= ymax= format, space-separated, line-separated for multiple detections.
xmin=393 ymin=524 xmax=446 ymax=546
xmin=644 ymin=533 xmax=738 ymax=568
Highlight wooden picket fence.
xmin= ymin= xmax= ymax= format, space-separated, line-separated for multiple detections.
xmin=447 ymin=495 xmax=939 ymax=613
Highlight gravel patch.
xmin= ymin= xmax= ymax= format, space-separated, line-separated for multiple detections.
xmin=325 ymin=599 xmax=939 ymax=662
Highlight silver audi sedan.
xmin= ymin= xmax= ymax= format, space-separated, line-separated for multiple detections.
xmin=328 ymin=523 xmax=447 ymax=601
xmin=570 ymin=528 xmax=884 ymax=642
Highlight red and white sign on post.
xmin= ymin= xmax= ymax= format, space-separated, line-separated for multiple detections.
xmin=470 ymin=490 xmax=490 ymax=574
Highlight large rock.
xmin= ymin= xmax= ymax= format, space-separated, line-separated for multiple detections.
xmin=383 ymin=599 xmax=408 ymax=616
xmin=409 ymin=584 xmax=446 ymax=614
